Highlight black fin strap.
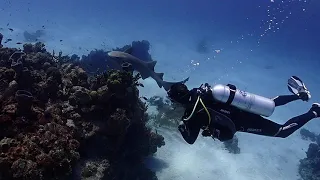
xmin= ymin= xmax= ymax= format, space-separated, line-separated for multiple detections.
xmin=226 ymin=84 xmax=236 ymax=105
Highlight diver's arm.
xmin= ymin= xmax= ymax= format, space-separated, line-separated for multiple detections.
xmin=178 ymin=119 xmax=201 ymax=144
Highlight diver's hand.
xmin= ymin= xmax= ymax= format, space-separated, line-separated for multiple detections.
xmin=178 ymin=121 xmax=187 ymax=133
xmin=195 ymin=83 xmax=214 ymax=101
xmin=202 ymin=129 xmax=212 ymax=137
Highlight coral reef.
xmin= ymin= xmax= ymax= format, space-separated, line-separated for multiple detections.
xmin=0 ymin=42 xmax=165 ymax=180
xmin=80 ymin=159 xmax=110 ymax=180
xmin=113 ymin=40 xmax=152 ymax=62
xmin=0 ymin=32 xmax=3 ymax=48
xmin=80 ymin=49 xmax=110 ymax=75
xmin=147 ymin=95 xmax=185 ymax=128
xmin=300 ymin=128 xmax=317 ymax=142
xmin=299 ymin=128 xmax=320 ymax=180
xmin=23 ymin=30 xmax=45 ymax=42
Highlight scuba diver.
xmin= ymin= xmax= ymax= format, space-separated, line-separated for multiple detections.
xmin=167 ymin=76 xmax=319 ymax=143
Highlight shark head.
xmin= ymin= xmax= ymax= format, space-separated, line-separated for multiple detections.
xmin=107 ymin=51 xmax=127 ymax=59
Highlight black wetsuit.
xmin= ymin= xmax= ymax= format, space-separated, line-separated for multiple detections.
xmin=179 ymin=87 xmax=316 ymax=144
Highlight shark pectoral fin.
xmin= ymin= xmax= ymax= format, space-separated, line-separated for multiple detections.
xmin=124 ymin=47 xmax=133 ymax=54
xmin=140 ymin=71 xmax=149 ymax=80
xmin=146 ymin=60 xmax=157 ymax=71
xmin=156 ymin=72 xmax=164 ymax=80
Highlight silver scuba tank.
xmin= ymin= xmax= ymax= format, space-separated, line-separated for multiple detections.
xmin=211 ymin=84 xmax=275 ymax=117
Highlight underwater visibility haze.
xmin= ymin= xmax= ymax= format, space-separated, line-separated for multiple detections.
xmin=0 ymin=0 xmax=320 ymax=180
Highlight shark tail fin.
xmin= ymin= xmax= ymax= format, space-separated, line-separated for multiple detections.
xmin=156 ymin=79 xmax=163 ymax=88
xmin=146 ymin=61 xmax=157 ymax=71
xmin=156 ymin=72 xmax=164 ymax=80
xmin=162 ymin=77 xmax=190 ymax=91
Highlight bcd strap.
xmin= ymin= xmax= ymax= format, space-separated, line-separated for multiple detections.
xmin=226 ymin=84 xmax=236 ymax=105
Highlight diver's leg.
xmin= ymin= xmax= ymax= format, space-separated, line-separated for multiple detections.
xmin=272 ymin=90 xmax=311 ymax=107
xmin=273 ymin=110 xmax=316 ymax=138
xmin=272 ymin=95 xmax=300 ymax=107
xmin=272 ymin=75 xmax=311 ymax=107
xmin=235 ymin=104 xmax=319 ymax=138
xmin=235 ymin=112 xmax=283 ymax=137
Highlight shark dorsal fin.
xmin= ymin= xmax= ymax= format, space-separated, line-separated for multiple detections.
xmin=146 ymin=60 xmax=157 ymax=71
xmin=156 ymin=72 xmax=164 ymax=80
xmin=124 ymin=47 xmax=133 ymax=54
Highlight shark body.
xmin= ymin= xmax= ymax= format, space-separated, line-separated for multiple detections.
xmin=107 ymin=48 xmax=189 ymax=91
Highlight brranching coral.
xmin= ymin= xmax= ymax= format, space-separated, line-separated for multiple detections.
xmin=0 ymin=41 xmax=165 ymax=180
xmin=299 ymin=128 xmax=320 ymax=180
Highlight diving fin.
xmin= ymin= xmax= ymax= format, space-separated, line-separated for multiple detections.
xmin=287 ymin=76 xmax=311 ymax=101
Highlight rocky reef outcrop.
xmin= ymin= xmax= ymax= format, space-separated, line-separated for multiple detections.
xmin=300 ymin=128 xmax=317 ymax=142
xmin=299 ymin=128 xmax=320 ymax=180
xmin=23 ymin=30 xmax=45 ymax=42
xmin=0 ymin=41 xmax=165 ymax=180
xmin=147 ymin=95 xmax=185 ymax=128
xmin=223 ymin=135 xmax=240 ymax=154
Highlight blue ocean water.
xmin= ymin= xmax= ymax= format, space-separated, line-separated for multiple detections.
xmin=1 ymin=0 xmax=319 ymax=179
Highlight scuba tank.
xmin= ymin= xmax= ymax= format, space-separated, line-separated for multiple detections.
xmin=211 ymin=84 xmax=275 ymax=117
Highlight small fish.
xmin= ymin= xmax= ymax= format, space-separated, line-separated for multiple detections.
xmin=4 ymin=39 xmax=12 ymax=43
xmin=215 ymin=49 xmax=221 ymax=53
xmin=140 ymin=97 xmax=148 ymax=101
xmin=8 ymin=28 xmax=13 ymax=32
xmin=6 ymin=23 xmax=9 ymax=26
xmin=60 ymin=40 xmax=63 ymax=42
xmin=42 ymin=25 xmax=45 ymax=28
xmin=16 ymin=42 xmax=22 ymax=44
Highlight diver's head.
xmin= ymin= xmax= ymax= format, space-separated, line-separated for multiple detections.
xmin=167 ymin=82 xmax=190 ymax=105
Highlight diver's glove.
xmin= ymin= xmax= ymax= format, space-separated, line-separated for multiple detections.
xmin=178 ymin=120 xmax=187 ymax=133
xmin=202 ymin=128 xmax=212 ymax=137
xmin=211 ymin=129 xmax=221 ymax=139
xmin=190 ymin=83 xmax=215 ymax=104
xmin=198 ymin=83 xmax=212 ymax=94
xmin=202 ymin=128 xmax=221 ymax=139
